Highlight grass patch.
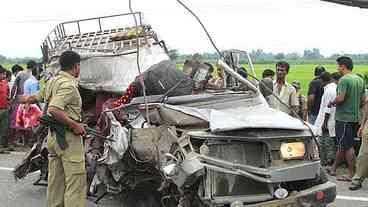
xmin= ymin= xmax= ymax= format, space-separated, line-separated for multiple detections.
xmin=252 ymin=64 xmax=367 ymax=95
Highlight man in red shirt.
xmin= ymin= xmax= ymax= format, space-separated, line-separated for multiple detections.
xmin=0 ymin=65 xmax=9 ymax=151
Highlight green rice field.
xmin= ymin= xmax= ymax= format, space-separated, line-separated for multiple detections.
xmin=178 ymin=63 xmax=367 ymax=95
xmin=1 ymin=64 xmax=14 ymax=69
xmin=252 ymin=64 xmax=367 ymax=95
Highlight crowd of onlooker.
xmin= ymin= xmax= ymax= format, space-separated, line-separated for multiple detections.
xmin=0 ymin=61 xmax=45 ymax=153
xmin=260 ymin=56 xmax=367 ymax=191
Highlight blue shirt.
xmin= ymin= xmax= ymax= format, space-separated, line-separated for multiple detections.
xmin=24 ymin=76 xmax=39 ymax=95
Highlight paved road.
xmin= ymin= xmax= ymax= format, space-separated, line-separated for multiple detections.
xmin=0 ymin=153 xmax=367 ymax=207
xmin=0 ymin=153 xmax=122 ymax=207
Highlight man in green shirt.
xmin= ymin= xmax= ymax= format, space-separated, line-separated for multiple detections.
xmin=327 ymin=56 xmax=366 ymax=181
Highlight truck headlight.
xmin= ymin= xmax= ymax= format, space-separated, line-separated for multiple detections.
xmin=280 ymin=142 xmax=305 ymax=160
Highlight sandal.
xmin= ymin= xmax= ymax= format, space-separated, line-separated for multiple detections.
xmin=349 ymin=183 xmax=362 ymax=191
xmin=337 ymin=175 xmax=352 ymax=182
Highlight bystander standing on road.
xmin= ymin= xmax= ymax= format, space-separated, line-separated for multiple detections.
xmin=327 ymin=56 xmax=365 ymax=182
xmin=307 ymin=66 xmax=326 ymax=124
xmin=6 ymin=70 xmax=13 ymax=102
xmin=23 ymin=66 xmax=40 ymax=96
xmin=9 ymin=65 xmax=23 ymax=99
xmin=10 ymin=63 xmax=33 ymax=146
xmin=259 ymin=69 xmax=275 ymax=103
xmin=349 ymin=89 xmax=368 ymax=190
xmin=291 ymin=80 xmax=307 ymax=121
xmin=16 ymin=66 xmax=42 ymax=146
xmin=0 ymin=66 xmax=10 ymax=153
xmin=11 ymin=62 xmax=34 ymax=99
xmin=269 ymin=61 xmax=299 ymax=116
xmin=13 ymin=61 xmax=39 ymax=146
xmin=6 ymin=70 xmax=12 ymax=86
xmin=7 ymin=64 xmax=24 ymax=149
xmin=314 ymin=72 xmax=341 ymax=166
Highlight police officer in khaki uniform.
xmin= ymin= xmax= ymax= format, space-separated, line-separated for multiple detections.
xmin=23 ymin=50 xmax=86 ymax=206
xmin=350 ymin=96 xmax=368 ymax=190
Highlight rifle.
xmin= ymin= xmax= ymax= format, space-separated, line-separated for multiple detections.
xmin=84 ymin=127 xmax=115 ymax=142
xmin=39 ymin=115 xmax=114 ymax=150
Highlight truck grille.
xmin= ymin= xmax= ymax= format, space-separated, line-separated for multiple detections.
xmin=208 ymin=141 xmax=267 ymax=168
xmin=205 ymin=141 xmax=271 ymax=197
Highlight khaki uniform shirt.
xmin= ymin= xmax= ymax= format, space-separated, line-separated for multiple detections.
xmin=269 ymin=80 xmax=299 ymax=115
xmin=38 ymin=71 xmax=86 ymax=207
xmin=37 ymin=71 xmax=82 ymax=122
xmin=36 ymin=70 xmax=85 ymax=163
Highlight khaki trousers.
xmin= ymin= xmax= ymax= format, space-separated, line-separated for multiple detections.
xmin=352 ymin=122 xmax=368 ymax=185
xmin=47 ymin=130 xmax=86 ymax=207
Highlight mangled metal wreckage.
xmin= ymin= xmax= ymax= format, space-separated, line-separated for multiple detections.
xmin=14 ymin=12 xmax=336 ymax=207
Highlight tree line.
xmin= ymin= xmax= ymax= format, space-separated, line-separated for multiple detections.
xmin=0 ymin=55 xmax=41 ymax=65
xmin=169 ymin=48 xmax=368 ymax=64
xmin=2 ymin=47 xmax=368 ymax=65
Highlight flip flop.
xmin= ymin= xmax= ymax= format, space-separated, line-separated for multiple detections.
xmin=337 ymin=175 xmax=352 ymax=182
xmin=326 ymin=167 xmax=336 ymax=176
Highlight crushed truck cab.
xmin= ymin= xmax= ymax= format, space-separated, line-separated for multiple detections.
xmin=112 ymin=88 xmax=336 ymax=207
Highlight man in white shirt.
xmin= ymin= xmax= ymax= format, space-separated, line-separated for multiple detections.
xmin=314 ymin=72 xmax=341 ymax=166
xmin=269 ymin=61 xmax=299 ymax=116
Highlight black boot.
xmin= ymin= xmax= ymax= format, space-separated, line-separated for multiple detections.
xmin=349 ymin=183 xmax=362 ymax=191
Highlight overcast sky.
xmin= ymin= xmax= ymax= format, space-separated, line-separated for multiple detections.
xmin=1 ymin=0 xmax=368 ymax=58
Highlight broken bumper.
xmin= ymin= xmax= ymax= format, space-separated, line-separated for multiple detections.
xmin=244 ymin=182 xmax=336 ymax=207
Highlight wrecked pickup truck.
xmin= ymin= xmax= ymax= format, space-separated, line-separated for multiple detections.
xmin=14 ymin=12 xmax=336 ymax=207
